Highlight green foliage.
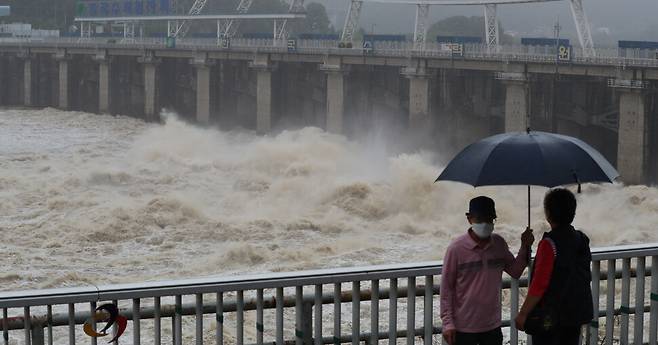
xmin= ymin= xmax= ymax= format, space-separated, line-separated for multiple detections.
xmin=427 ymin=16 xmax=485 ymax=39
xmin=291 ymin=2 xmax=333 ymax=34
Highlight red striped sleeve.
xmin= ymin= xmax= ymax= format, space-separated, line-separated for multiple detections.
xmin=528 ymin=238 xmax=556 ymax=298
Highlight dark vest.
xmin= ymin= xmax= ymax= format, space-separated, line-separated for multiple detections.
xmin=532 ymin=225 xmax=594 ymax=326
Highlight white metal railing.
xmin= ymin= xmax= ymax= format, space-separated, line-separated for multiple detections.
xmin=1 ymin=37 xmax=658 ymax=68
xmin=1 ymin=243 xmax=657 ymax=345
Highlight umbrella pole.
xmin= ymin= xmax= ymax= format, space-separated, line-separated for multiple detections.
xmin=527 ymin=185 xmax=531 ymax=228
xmin=527 ymin=185 xmax=533 ymax=269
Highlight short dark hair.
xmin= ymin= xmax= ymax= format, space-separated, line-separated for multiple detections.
xmin=544 ymin=188 xmax=577 ymax=225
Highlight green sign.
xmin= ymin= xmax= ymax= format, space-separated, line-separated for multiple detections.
xmin=165 ymin=37 xmax=176 ymax=48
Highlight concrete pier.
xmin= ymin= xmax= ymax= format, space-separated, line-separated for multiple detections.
xmin=23 ymin=58 xmax=32 ymax=106
xmin=256 ymin=69 xmax=272 ymax=134
xmin=139 ymin=56 xmax=158 ymax=121
xmin=98 ymin=59 xmax=110 ymax=113
xmin=251 ymin=55 xmax=274 ymax=134
xmin=326 ymin=71 xmax=345 ymax=134
xmin=55 ymin=51 xmax=69 ymax=110
xmin=321 ymin=57 xmax=346 ymax=134
xmin=617 ymin=88 xmax=648 ymax=184
xmin=502 ymin=74 xmax=529 ymax=132
xmin=194 ymin=63 xmax=211 ymax=125
xmin=408 ymin=76 xmax=430 ymax=130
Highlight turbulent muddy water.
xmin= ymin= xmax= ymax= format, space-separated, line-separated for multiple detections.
xmin=1 ymin=108 xmax=658 ymax=292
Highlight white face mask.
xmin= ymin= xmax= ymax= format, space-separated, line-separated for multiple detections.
xmin=471 ymin=223 xmax=494 ymax=239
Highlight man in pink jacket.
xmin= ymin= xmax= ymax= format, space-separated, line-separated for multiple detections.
xmin=441 ymin=196 xmax=534 ymax=345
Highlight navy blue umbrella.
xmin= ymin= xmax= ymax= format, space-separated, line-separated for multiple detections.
xmin=436 ymin=130 xmax=619 ymax=227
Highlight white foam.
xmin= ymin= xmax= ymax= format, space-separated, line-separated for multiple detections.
xmin=1 ymin=108 xmax=656 ymax=291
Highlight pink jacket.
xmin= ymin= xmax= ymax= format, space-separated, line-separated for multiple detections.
xmin=440 ymin=231 xmax=528 ymax=333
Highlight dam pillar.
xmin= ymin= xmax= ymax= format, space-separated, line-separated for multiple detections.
xmin=320 ymin=56 xmax=346 ymax=134
xmin=402 ymin=62 xmax=431 ymax=130
xmin=498 ymin=73 xmax=529 ymax=132
xmin=250 ymin=55 xmax=274 ymax=134
xmin=55 ymin=50 xmax=70 ymax=110
xmin=94 ymin=53 xmax=110 ymax=114
xmin=139 ymin=54 xmax=159 ymax=121
xmin=611 ymin=79 xmax=649 ymax=185
xmin=20 ymin=54 xmax=33 ymax=107
xmin=191 ymin=54 xmax=213 ymax=125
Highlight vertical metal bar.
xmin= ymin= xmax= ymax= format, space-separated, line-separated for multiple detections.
xmin=257 ymin=289 xmax=264 ymax=345
xmin=371 ymin=280 xmax=379 ymax=345
xmin=90 ymin=302 xmax=97 ymax=345
xmin=154 ymin=297 xmax=161 ymax=345
xmin=276 ymin=287 xmax=284 ymax=345
xmin=24 ymin=306 xmax=31 ymax=345
xmin=296 ymin=286 xmax=304 ymax=345
xmin=634 ymin=257 xmax=645 ymax=345
xmin=407 ymin=277 xmax=416 ymax=345
xmin=352 ymin=281 xmax=360 ymax=345
xmin=31 ymin=323 xmax=44 ymax=345
xmin=620 ymin=258 xmax=631 ymax=345
xmin=133 ymin=298 xmax=141 ymax=345
xmin=315 ymin=285 xmax=323 ymax=345
xmin=650 ymin=255 xmax=658 ymax=345
xmin=3 ymin=308 xmax=8 ymax=345
xmin=216 ymin=293 xmax=223 ymax=345
xmin=175 ymin=295 xmax=182 ymax=345
xmin=196 ymin=294 xmax=203 ymax=345
xmin=389 ymin=279 xmax=397 ymax=345
xmin=237 ymin=290 xmax=244 ymax=345
xmin=47 ymin=305 xmax=53 ymax=345
xmin=69 ymin=303 xmax=75 ymax=345
xmin=333 ymin=283 xmax=341 ymax=345
xmin=423 ymin=276 xmax=432 ymax=345
xmin=172 ymin=315 xmax=176 ymax=345
xmin=511 ymin=279 xmax=519 ymax=345
xmin=590 ymin=260 xmax=600 ymax=345
xmin=112 ymin=300 xmax=118 ymax=345
xmin=605 ymin=259 xmax=615 ymax=345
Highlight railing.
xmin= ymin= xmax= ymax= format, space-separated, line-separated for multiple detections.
xmin=1 ymin=37 xmax=658 ymax=68
xmin=1 ymin=243 xmax=657 ymax=345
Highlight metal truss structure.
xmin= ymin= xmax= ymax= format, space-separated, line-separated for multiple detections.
xmin=217 ymin=0 xmax=255 ymax=39
xmin=484 ymin=4 xmax=499 ymax=52
xmin=413 ymin=4 xmax=430 ymax=50
xmin=340 ymin=0 xmax=363 ymax=44
xmin=569 ymin=0 xmax=595 ymax=57
xmin=168 ymin=0 xmax=209 ymax=38
xmin=340 ymin=0 xmax=595 ymax=55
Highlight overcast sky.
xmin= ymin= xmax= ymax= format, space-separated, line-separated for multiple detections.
xmin=316 ymin=0 xmax=658 ymax=43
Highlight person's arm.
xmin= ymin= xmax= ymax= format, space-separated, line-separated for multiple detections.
xmin=504 ymin=228 xmax=534 ymax=279
xmin=515 ymin=239 xmax=556 ymax=330
xmin=440 ymin=246 xmax=458 ymax=345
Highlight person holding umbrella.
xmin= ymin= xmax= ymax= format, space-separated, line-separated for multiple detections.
xmin=436 ymin=129 xmax=617 ymax=345
xmin=515 ymin=188 xmax=593 ymax=345
xmin=440 ymin=196 xmax=534 ymax=345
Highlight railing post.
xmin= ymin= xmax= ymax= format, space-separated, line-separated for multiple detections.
xmin=31 ymin=325 xmax=44 ymax=345
xmin=302 ymin=301 xmax=313 ymax=345
xmin=650 ymin=255 xmax=658 ymax=345
xmin=590 ymin=260 xmax=600 ymax=345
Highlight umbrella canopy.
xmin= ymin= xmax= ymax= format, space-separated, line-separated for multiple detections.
xmin=436 ymin=130 xmax=619 ymax=188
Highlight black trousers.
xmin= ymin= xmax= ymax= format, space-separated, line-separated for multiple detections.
xmin=531 ymin=325 xmax=581 ymax=345
xmin=455 ymin=327 xmax=502 ymax=345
